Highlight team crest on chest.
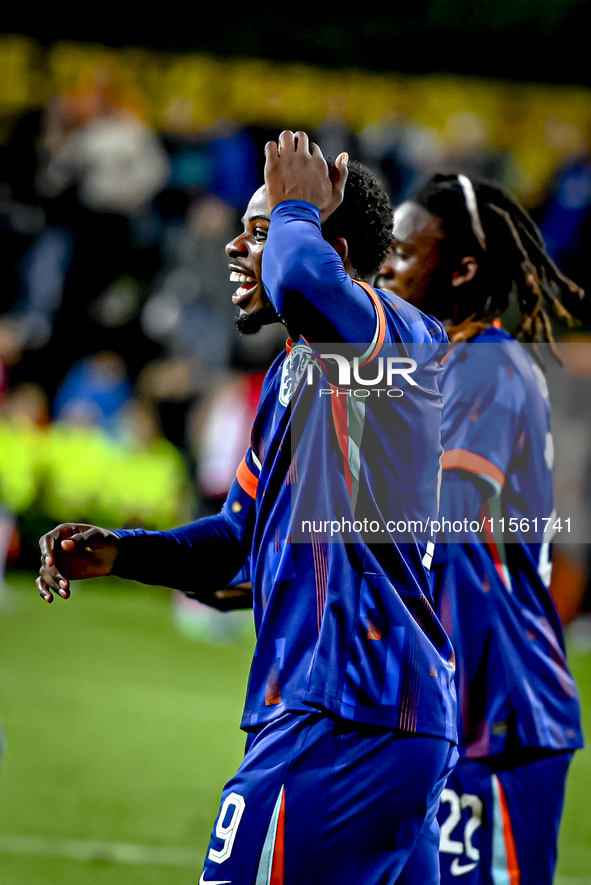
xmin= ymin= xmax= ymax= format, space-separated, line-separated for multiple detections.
xmin=279 ymin=342 xmax=313 ymax=407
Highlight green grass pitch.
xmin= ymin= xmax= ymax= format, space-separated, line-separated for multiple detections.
xmin=0 ymin=571 xmax=589 ymax=883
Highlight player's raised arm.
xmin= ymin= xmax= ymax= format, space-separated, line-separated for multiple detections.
xmin=264 ymin=130 xmax=348 ymax=223
xmin=262 ymin=131 xmax=391 ymax=345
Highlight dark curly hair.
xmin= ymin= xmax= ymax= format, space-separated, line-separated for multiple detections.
xmin=414 ymin=173 xmax=583 ymax=344
xmin=322 ymin=160 xmax=393 ymax=278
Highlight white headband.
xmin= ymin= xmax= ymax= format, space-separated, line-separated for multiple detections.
xmin=457 ymin=174 xmax=487 ymax=253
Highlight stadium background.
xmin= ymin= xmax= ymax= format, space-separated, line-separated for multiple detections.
xmin=1 ymin=7 xmax=591 ymax=882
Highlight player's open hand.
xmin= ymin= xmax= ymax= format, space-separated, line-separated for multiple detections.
xmin=37 ymin=523 xmax=120 ymax=602
xmin=265 ymin=131 xmax=349 ymax=222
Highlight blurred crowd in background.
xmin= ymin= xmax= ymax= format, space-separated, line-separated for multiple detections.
xmin=2 ymin=36 xmax=591 ymax=634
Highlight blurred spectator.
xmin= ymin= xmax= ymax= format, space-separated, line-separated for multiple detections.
xmin=101 ymin=398 xmax=191 ymax=530
xmin=537 ymin=126 xmax=591 ymax=316
xmin=140 ymin=194 xmax=240 ymax=447
xmin=0 ymin=317 xmax=25 ymax=404
xmin=15 ymin=224 xmax=74 ymax=350
xmin=0 ymin=383 xmax=49 ymax=516
xmin=439 ymin=111 xmax=512 ymax=183
xmin=204 ymin=118 xmax=259 ymax=213
xmin=172 ymin=370 xmax=264 ymax=644
xmin=358 ymin=107 xmax=442 ymax=203
xmin=44 ymin=394 xmax=189 ymax=534
xmin=0 ymin=109 xmax=46 ymax=316
xmin=40 ymin=100 xmax=169 ymax=219
xmin=314 ymin=95 xmax=358 ymax=164
xmin=143 ymin=196 xmax=237 ymax=370
xmin=0 ymin=382 xmax=49 ymax=580
xmin=547 ymin=339 xmax=591 ymax=628
xmin=158 ymin=103 xmax=212 ymax=223
xmin=13 ymin=69 xmax=170 ymax=395
xmin=53 ymin=351 xmax=133 ymax=436
xmin=3 ymin=381 xmax=49 ymax=426
xmin=190 ymin=371 xmax=265 ymax=510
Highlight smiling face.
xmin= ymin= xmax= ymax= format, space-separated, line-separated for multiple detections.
xmin=226 ymin=185 xmax=278 ymax=334
xmin=377 ymin=201 xmax=452 ymax=319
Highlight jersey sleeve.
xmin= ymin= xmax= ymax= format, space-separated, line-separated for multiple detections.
xmin=231 ymin=447 xmax=261 ymax=506
xmin=261 ymin=200 xmax=384 ymax=347
xmin=440 ymin=347 xmax=525 ymax=497
xmin=435 ymin=470 xmax=487 ymax=549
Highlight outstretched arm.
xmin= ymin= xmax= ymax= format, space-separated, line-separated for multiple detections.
xmin=38 ymin=523 xmax=120 ymax=601
xmin=112 ymin=508 xmax=249 ymax=604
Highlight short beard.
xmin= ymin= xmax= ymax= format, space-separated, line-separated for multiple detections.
xmin=235 ymin=305 xmax=279 ymax=335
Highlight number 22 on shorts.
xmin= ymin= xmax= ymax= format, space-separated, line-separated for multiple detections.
xmin=440 ymin=788 xmax=483 ymax=875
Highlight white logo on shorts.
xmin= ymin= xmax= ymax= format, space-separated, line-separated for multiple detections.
xmin=450 ymin=858 xmax=478 ymax=876
xmin=199 ymin=875 xmax=231 ymax=884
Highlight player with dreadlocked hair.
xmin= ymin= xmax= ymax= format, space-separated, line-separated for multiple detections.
xmin=380 ymin=173 xmax=583 ymax=344
xmin=378 ymin=173 xmax=584 ymax=885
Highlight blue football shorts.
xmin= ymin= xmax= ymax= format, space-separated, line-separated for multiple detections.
xmin=199 ymin=709 xmax=457 ymax=885
xmin=438 ymin=750 xmax=574 ymax=884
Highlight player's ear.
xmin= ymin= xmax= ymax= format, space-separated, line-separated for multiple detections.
xmin=332 ymin=237 xmax=349 ymax=264
xmin=451 ymin=256 xmax=478 ymax=288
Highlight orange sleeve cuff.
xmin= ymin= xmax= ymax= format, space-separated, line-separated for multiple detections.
xmin=441 ymin=448 xmax=505 ymax=488
xmin=236 ymin=457 xmax=258 ymax=499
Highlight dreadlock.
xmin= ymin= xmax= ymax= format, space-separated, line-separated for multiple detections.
xmin=414 ymin=174 xmax=583 ymax=345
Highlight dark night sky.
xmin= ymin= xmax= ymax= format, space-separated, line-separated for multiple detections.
xmin=2 ymin=4 xmax=590 ymax=86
